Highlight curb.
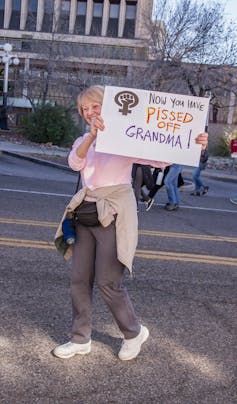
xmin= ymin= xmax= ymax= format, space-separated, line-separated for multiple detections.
xmin=182 ymin=168 xmax=237 ymax=184
xmin=1 ymin=150 xmax=72 ymax=172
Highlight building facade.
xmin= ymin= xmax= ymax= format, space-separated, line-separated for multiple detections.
xmin=0 ymin=0 xmax=153 ymax=120
xmin=0 ymin=0 xmax=153 ymax=39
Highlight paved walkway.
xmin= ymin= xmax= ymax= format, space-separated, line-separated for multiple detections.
xmin=0 ymin=139 xmax=68 ymax=156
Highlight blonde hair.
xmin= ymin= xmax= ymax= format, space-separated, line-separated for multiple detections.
xmin=77 ymin=85 xmax=105 ymax=116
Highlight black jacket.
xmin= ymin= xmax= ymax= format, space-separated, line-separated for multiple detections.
xmin=200 ymin=149 xmax=209 ymax=170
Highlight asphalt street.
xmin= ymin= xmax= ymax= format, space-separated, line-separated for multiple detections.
xmin=0 ymin=153 xmax=237 ymax=404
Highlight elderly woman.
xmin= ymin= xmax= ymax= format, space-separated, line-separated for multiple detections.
xmin=54 ymin=85 xmax=208 ymax=361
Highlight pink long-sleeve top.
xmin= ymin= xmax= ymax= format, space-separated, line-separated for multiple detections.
xmin=68 ymin=133 xmax=168 ymax=190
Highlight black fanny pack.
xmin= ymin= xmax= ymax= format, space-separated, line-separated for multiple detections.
xmin=73 ymin=200 xmax=100 ymax=227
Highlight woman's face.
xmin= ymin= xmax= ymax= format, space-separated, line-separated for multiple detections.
xmin=80 ymin=97 xmax=102 ymax=125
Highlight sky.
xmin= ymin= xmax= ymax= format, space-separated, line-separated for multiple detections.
xmin=153 ymin=0 xmax=237 ymax=24
xmin=221 ymin=0 xmax=237 ymax=22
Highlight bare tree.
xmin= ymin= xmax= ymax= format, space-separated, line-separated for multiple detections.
xmin=137 ymin=0 xmax=237 ymax=117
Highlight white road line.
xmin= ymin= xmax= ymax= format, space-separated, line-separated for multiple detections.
xmin=140 ymin=202 xmax=237 ymax=214
xmin=174 ymin=204 xmax=237 ymax=214
xmin=1 ymin=188 xmax=237 ymax=214
xmin=0 ymin=188 xmax=72 ymax=197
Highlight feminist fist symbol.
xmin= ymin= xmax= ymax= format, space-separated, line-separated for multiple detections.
xmin=114 ymin=91 xmax=139 ymax=115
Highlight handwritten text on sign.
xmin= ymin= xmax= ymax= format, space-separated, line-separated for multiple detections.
xmin=96 ymin=86 xmax=209 ymax=166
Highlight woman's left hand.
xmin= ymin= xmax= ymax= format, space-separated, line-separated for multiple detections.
xmin=195 ymin=132 xmax=208 ymax=150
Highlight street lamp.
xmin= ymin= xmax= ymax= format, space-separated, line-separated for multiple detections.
xmin=0 ymin=43 xmax=20 ymax=130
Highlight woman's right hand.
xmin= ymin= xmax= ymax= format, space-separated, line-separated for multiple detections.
xmin=90 ymin=115 xmax=105 ymax=139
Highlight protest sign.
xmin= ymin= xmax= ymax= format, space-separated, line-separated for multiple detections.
xmin=95 ymin=86 xmax=210 ymax=167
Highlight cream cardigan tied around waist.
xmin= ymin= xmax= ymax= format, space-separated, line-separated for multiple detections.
xmin=54 ymin=184 xmax=138 ymax=271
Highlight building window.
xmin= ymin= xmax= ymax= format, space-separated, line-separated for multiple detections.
xmin=124 ymin=0 xmax=137 ymax=38
xmin=26 ymin=0 xmax=37 ymax=31
xmin=90 ymin=0 xmax=103 ymax=36
xmin=12 ymin=0 xmax=21 ymax=10
xmin=75 ymin=1 xmax=87 ymax=35
xmin=0 ymin=0 xmax=4 ymax=29
xmin=62 ymin=0 xmax=70 ymax=12
xmin=107 ymin=0 xmax=119 ymax=37
xmin=9 ymin=0 xmax=21 ymax=30
xmin=42 ymin=0 xmax=54 ymax=32
xmin=29 ymin=0 xmax=37 ymax=12
xmin=59 ymin=0 xmax=70 ymax=33
xmin=45 ymin=0 xmax=54 ymax=13
xmin=78 ymin=0 xmax=87 ymax=16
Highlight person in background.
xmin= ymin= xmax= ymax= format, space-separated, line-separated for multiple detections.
xmin=190 ymin=148 xmax=209 ymax=196
xmin=53 ymin=85 xmax=208 ymax=362
xmin=163 ymin=164 xmax=183 ymax=211
xmin=132 ymin=164 xmax=154 ymax=210
xmin=145 ymin=167 xmax=185 ymax=211
xmin=145 ymin=166 xmax=169 ymax=211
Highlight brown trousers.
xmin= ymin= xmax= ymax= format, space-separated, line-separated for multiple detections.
xmin=71 ymin=221 xmax=140 ymax=343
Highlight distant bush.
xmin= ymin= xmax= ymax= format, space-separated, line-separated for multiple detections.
xmin=20 ymin=104 xmax=78 ymax=146
xmin=213 ymin=127 xmax=237 ymax=157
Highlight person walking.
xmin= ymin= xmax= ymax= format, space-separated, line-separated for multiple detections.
xmin=54 ymin=85 xmax=208 ymax=361
xmin=145 ymin=168 xmax=185 ymax=211
xmin=132 ymin=164 xmax=154 ymax=210
xmin=145 ymin=166 xmax=169 ymax=211
xmin=190 ymin=149 xmax=209 ymax=196
xmin=163 ymin=164 xmax=183 ymax=211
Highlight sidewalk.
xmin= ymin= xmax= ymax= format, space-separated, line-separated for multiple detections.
xmin=1 ymin=139 xmax=237 ymax=182
xmin=0 ymin=139 xmax=68 ymax=156
xmin=0 ymin=139 xmax=71 ymax=171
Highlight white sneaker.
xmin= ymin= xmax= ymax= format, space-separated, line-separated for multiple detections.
xmin=53 ymin=341 xmax=91 ymax=359
xmin=118 ymin=325 xmax=149 ymax=361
